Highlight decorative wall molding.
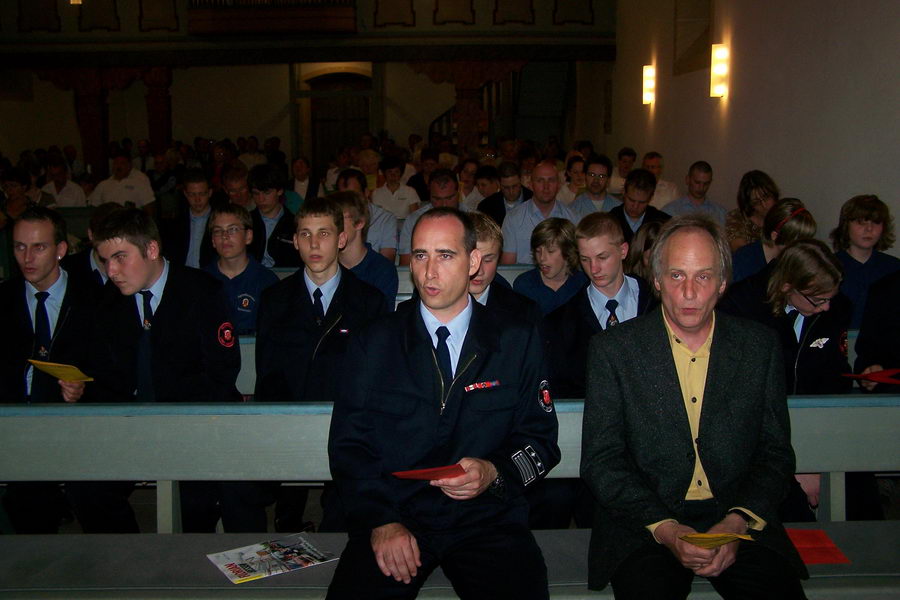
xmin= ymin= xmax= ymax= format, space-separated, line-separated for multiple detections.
xmin=18 ymin=0 xmax=61 ymax=33
xmin=140 ymin=0 xmax=180 ymax=32
xmin=374 ymin=0 xmax=415 ymax=27
xmin=434 ymin=0 xmax=475 ymax=26
xmin=554 ymin=0 xmax=593 ymax=25
xmin=79 ymin=0 xmax=122 ymax=32
xmin=493 ymin=0 xmax=534 ymax=26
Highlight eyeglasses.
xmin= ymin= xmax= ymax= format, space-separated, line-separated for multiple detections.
xmin=799 ymin=291 xmax=833 ymax=308
xmin=586 ymin=172 xmax=608 ymax=180
xmin=211 ymin=225 xmax=246 ymax=238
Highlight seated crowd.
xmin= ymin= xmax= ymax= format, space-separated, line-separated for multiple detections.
xmin=1 ymin=132 xmax=898 ymax=599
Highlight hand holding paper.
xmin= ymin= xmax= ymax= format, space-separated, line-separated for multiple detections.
xmin=28 ymin=360 xmax=93 ymax=382
xmin=680 ymin=532 xmax=753 ymax=549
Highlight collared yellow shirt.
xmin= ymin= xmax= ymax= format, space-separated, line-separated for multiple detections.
xmin=647 ymin=312 xmax=765 ymax=541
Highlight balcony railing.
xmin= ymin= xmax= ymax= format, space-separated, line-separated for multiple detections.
xmin=188 ymin=0 xmax=355 ymax=34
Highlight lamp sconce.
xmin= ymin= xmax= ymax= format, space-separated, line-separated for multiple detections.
xmin=710 ymin=44 xmax=729 ymax=98
xmin=642 ymin=65 xmax=656 ymax=105
xmin=70 ymin=0 xmax=82 ymax=5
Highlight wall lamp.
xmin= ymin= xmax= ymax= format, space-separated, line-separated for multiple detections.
xmin=642 ymin=65 xmax=656 ymax=105
xmin=710 ymin=44 xmax=729 ymax=98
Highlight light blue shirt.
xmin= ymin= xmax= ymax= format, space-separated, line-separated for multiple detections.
xmin=186 ymin=208 xmax=210 ymax=268
xmin=260 ymin=207 xmax=284 ymax=268
xmin=136 ymin=259 xmax=169 ymax=324
xmin=25 ymin=269 xmax=68 ymax=394
xmin=89 ymin=250 xmax=108 ymax=284
xmin=786 ymin=305 xmax=804 ymax=342
xmin=398 ymin=202 xmax=433 ymax=255
xmin=502 ymin=199 xmax=578 ymax=264
xmin=623 ymin=212 xmax=645 ymax=233
xmin=419 ymin=296 xmax=472 ymax=377
xmin=304 ymin=268 xmax=341 ymax=316
xmin=662 ymin=196 xmax=728 ymax=226
xmin=368 ymin=202 xmax=399 ymax=253
xmin=475 ymin=285 xmax=491 ymax=306
xmin=572 ymin=192 xmax=620 ymax=221
xmin=587 ymin=274 xmax=640 ymax=329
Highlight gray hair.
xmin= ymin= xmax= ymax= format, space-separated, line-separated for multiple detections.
xmin=650 ymin=214 xmax=732 ymax=288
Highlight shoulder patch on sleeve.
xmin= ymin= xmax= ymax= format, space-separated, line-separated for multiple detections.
xmin=218 ymin=322 xmax=235 ymax=348
xmin=538 ymin=379 xmax=553 ymax=413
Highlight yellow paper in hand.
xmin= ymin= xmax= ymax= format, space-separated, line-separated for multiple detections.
xmin=28 ymin=360 xmax=94 ymax=382
xmin=680 ymin=533 xmax=753 ymax=549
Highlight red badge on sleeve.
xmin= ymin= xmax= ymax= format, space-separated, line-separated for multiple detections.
xmin=538 ymin=379 xmax=553 ymax=413
xmin=217 ymin=322 xmax=235 ymax=348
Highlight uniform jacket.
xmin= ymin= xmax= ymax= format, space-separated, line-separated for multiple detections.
xmin=477 ymin=188 xmax=533 ymax=227
xmin=855 ymin=271 xmax=900 ymax=392
xmin=543 ymin=275 xmax=655 ymax=398
xmin=162 ymin=204 xmax=220 ymax=269
xmin=255 ymin=267 xmax=387 ymax=403
xmin=581 ymin=308 xmax=807 ymax=589
xmin=248 ymin=206 xmax=302 ymax=269
xmin=60 ymin=249 xmax=106 ymax=296
xmin=0 ymin=274 xmax=95 ymax=403
xmin=719 ymin=262 xmax=853 ymax=395
xmin=89 ymin=264 xmax=241 ymax=403
xmin=608 ymin=204 xmax=671 ymax=245
xmin=329 ymin=300 xmax=560 ymax=534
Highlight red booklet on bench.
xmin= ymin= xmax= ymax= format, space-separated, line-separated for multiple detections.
xmin=786 ymin=529 xmax=850 ymax=564
xmin=392 ymin=464 xmax=466 ymax=480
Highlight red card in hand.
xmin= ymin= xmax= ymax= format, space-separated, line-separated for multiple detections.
xmin=392 ymin=464 xmax=466 ymax=480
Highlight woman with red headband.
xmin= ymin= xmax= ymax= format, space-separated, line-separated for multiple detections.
xmin=731 ymin=197 xmax=817 ymax=282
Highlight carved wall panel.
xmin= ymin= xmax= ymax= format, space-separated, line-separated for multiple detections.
xmin=493 ymin=0 xmax=534 ymax=25
xmin=434 ymin=0 xmax=475 ymax=26
xmin=18 ymin=0 xmax=61 ymax=33
xmin=374 ymin=0 xmax=415 ymax=27
xmin=554 ymin=0 xmax=593 ymax=25
xmin=79 ymin=0 xmax=121 ymax=32
xmin=140 ymin=0 xmax=180 ymax=32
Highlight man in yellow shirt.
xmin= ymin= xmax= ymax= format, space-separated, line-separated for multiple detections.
xmin=580 ymin=215 xmax=807 ymax=598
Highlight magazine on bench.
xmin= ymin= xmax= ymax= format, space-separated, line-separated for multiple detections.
xmin=207 ymin=534 xmax=338 ymax=584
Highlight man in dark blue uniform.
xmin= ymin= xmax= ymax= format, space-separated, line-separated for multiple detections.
xmin=327 ymin=207 xmax=559 ymax=599
xmin=0 ymin=207 xmax=92 ymax=533
xmin=89 ymin=208 xmax=257 ymax=533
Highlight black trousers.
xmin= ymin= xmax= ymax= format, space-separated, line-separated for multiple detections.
xmin=66 ymin=481 xmax=139 ymax=533
xmin=2 ymin=482 xmax=68 ymax=534
xmin=180 ymin=481 xmax=277 ymax=533
xmin=610 ymin=500 xmax=806 ymax=600
xmin=326 ymin=522 xmax=549 ymax=600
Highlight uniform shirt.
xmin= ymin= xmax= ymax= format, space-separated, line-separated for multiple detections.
xmin=460 ymin=187 xmax=484 ymax=213
xmin=90 ymin=250 xmax=109 ymax=285
xmin=419 ymin=296 xmax=473 ymax=377
xmin=513 ymin=268 xmax=588 ymax=315
xmin=260 ymin=207 xmax=284 ymax=268
xmin=25 ymin=269 xmax=67 ymax=394
xmin=662 ymin=196 xmax=728 ymax=227
xmin=293 ymin=178 xmax=310 ymax=202
xmin=572 ymin=192 xmax=619 ymax=220
xmin=41 ymin=180 xmax=86 ymax=207
xmin=785 ymin=305 xmax=804 ymax=342
xmin=623 ymin=212 xmax=645 ymax=233
xmin=186 ymin=208 xmax=211 ymax=269
xmin=372 ymin=184 xmax=420 ymax=219
xmin=398 ymin=202 xmax=433 ymax=255
xmin=587 ymin=274 xmax=640 ymax=328
xmin=502 ymin=200 xmax=578 ymax=264
xmin=653 ymin=179 xmax=680 ymax=206
xmin=647 ymin=312 xmax=766 ymax=539
xmin=350 ymin=245 xmax=399 ymax=311
xmin=474 ymin=285 xmax=492 ymax=305
xmin=367 ymin=202 xmax=399 ymax=253
xmin=87 ymin=169 xmax=155 ymax=208
xmin=304 ymin=267 xmax=341 ymax=316
xmin=203 ymin=257 xmax=279 ymax=334
xmin=136 ymin=260 xmax=169 ymax=324
xmin=836 ymin=250 xmax=900 ymax=328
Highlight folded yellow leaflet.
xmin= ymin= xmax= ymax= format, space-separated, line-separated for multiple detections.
xmin=28 ymin=360 xmax=94 ymax=382
xmin=680 ymin=533 xmax=753 ymax=549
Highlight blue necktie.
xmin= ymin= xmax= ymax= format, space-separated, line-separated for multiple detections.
xmin=313 ymin=288 xmax=325 ymax=324
xmin=605 ymin=299 xmax=619 ymax=329
xmin=136 ymin=290 xmax=155 ymax=402
xmin=435 ymin=326 xmax=453 ymax=384
xmin=30 ymin=291 xmax=54 ymax=401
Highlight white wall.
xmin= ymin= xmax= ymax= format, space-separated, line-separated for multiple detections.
xmin=0 ymin=75 xmax=80 ymax=158
xmin=171 ymin=64 xmax=292 ymax=145
xmin=612 ymin=0 xmax=900 ymax=255
xmin=382 ymin=63 xmax=455 ymax=146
